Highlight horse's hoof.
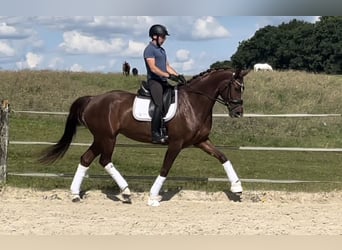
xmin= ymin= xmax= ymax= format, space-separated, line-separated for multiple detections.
xmin=230 ymin=180 xmax=243 ymax=193
xmin=147 ymin=195 xmax=162 ymax=207
xmin=71 ymin=195 xmax=81 ymax=203
xmin=122 ymin=195 xmax=132 ymax=204
xmin=119 ymin=187 xmax=132 ymax=204
xmin=120 ymin=193 xmax=132 ymax=204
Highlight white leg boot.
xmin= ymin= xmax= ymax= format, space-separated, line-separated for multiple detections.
xmin=148 ymin=175 xmax=166 ymax=206
xmin=70 ymin=164 xmax=88 ymax=202
xmin=223 ymin=161 xmax=243 ymax=193
xmin=104 ymin=163 xmax=131 ymax=202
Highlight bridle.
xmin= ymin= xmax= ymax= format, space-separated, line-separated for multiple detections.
xmin=186 ymin=76 xmax=244 ymax=112
xmin=217 ymin=77 xmax=244 ymax=113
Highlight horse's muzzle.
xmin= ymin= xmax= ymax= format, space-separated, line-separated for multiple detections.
xmin=229 ymin=104 xmax=243 ymax=118
xmin=230 ymin=111 xmax=243 ymax=118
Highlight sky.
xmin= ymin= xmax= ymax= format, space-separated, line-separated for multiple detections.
xmin=0 ymin=16 xmax=320 ymax=75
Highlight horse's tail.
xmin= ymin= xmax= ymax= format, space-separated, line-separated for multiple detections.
xmin=39 ymin=96 xmax=91 ymax=164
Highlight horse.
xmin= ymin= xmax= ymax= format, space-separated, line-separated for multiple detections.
xmin=132 ymin=67 xmax=138 ymax=76
xmin=39 ymin=68 xmax=250 ymax=206
xmin=122 ymin=61 xmax=130 ymax=76
xmin=254 ymin=63 xmax=273 ymax=72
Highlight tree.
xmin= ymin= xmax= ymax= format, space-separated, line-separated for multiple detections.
xmin=210 ymin=60 xmax=233 ymax=69
xmin=313 ymin=16 xmax=342 ymax=74
xmin=227 ymin=17 xmax=342 ymax=74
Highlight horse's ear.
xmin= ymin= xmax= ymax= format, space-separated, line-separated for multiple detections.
xmin=234 ymin=68 xmax=250 ymax=79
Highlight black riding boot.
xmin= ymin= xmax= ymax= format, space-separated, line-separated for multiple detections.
xmin=160 ymin=118 xmax=168 ymax=141
xmin=151 ymin=107 xmax=168 ymax=144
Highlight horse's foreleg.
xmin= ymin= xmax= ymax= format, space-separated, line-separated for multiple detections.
xmin=148 ymin=145 xmax=182 ymax=206
xmin=195 ymin=139 xmax=243 ymax=194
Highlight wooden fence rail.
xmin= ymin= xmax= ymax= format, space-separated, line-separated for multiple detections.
xmin=0 ymin=100 xmax=10 ymax=184
xmin=2 ymin=108 xmax=342 ymax=185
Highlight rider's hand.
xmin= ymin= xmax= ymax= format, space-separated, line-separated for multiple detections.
xmin=168 ymin=74 xmax=179 ymax=82
xmin=177 ymin=74 xmax=187 ymax=85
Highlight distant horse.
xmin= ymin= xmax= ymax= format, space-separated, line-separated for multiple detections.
xmin=254 ymin=63 xmax=273 ymax=72
xmin=132 ymin=67 xmax=138 ymax=76
xmin=39 ymin=68 xmax=250 ymax=206
xmin=122 ymin=61 xmax=130 ymax=76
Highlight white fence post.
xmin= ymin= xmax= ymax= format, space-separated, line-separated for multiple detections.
xmin=0 ymin=100 xmax=10 ymax=184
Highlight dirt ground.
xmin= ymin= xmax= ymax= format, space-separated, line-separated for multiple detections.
xmin=0 ymin=186 xmax=341 ymax=235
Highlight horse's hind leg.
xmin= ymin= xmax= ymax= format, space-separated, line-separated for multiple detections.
xmin=195 ymin=139 xmax=243 ymax=194
xmin=98 ymin=137 xmax=131 ymax=202
xmin=70 ymin=143 xmax=100 ymax=202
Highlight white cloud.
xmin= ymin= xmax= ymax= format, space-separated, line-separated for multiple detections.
xmin=256 ymin=16 xmax=322 ymax=30
xmin=26 ymin=52 xmax=43 ymax=68
xmin=16 ymin=52 xmax=43 ymax=69
xmin=122 ymin=40 xmax=146 ymax=58
xmin=48 ymin=57 xmax=64 ymax=69
xmin=182 ymin=59 xmax=195 ymax=72
xmin=59 ymin=31 xmax=126 ymax=54
xmin=176 ymin=49 xmax=190 ymax=62
xmin=70 ymin=63 xmax=83 ymax=72
xmin=0 ymin=41 xmax=15 ymax=56
xmin=313 ymin=16 xmax=321 ymax=22
xmin=89 ymin=16 xmax=153 ymax=36
xmin=0 ymin=22 xmax=17 ymax=36
xmin=172 ymin=58 xmax=195 ymax=73
xmin=0 ymin=21 xmax=32 ymax=39
xmin=33 ymin=16 xmax=154 ymax=37
xmin=192 ymin=16 xmax=229 ymax=40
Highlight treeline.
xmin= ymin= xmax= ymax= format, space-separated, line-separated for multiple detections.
xmin=212 ymin=17 xmax=342 ymax=74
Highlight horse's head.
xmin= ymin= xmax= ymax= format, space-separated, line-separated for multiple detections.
xmin=185 ymin=68 xmax=250 ymax=118
xmin=219 ymin=69 xmax=250 ymax=118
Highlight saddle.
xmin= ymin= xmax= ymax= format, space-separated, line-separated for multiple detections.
xmin=133 ymin=81 xmax=178 ymax=122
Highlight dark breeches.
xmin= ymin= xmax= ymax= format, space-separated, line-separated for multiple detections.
xmin=149 ymin=79 xmax=167 ymax=113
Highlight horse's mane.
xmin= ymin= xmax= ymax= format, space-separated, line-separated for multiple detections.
xmin=187 ymin=67 xmax=234 ymax=84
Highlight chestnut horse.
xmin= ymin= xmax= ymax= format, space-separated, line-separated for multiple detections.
xmin=40 ymin=68 xmax=249 ymax=206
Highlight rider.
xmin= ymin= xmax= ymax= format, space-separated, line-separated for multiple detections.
xmin=143 ymin=24 xmax=186 ymax=144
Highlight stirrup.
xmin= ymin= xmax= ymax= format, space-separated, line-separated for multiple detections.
xmin=161 ymin=130 xmax=169 ymax=141
xmin=152 ymin=133 xmax=168 ymax=144
xmin=152 ymin=137 xmax=168 ymax=144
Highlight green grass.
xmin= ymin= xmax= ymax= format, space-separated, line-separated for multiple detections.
xmin=1 ymin=70 xmax=342 ymax=192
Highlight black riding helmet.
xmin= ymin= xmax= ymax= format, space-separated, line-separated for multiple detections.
xmin=149 ymin=24 xmax=170 ymax=38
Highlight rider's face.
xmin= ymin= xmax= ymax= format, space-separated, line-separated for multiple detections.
xmin=158 ymin=36 xmax=166 ymax=44
xmin=153 ymin=35 xmax=166 ymax=45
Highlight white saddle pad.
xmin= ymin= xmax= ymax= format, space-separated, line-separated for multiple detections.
xmin=132 ymin=90 xmax=178 ymax=122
